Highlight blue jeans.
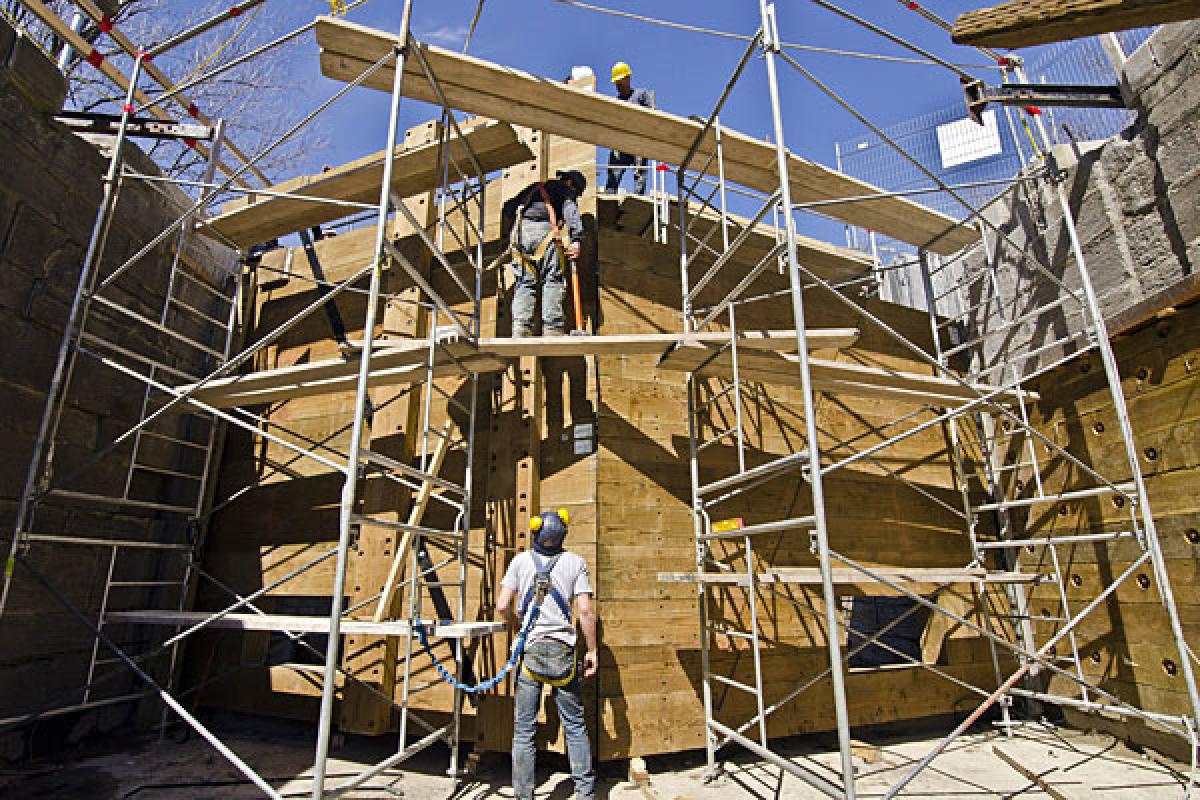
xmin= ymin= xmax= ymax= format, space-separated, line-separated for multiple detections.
xmin=512 ymin=639 xmax=595 ymax=800
xmin=605 ymin=149 xmax=647 ymax=195
xmin=511 ymin=219 xmax=566 ymax=337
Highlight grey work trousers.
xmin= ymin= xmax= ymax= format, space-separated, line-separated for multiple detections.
xmin=511 ymin=219 xmax=566 ymax=337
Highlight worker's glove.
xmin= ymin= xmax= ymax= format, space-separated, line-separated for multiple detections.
xmin=566 ymin=240 xmax=581 ymax=261
xmin=582 ymin=649 xmax=598 ymax=678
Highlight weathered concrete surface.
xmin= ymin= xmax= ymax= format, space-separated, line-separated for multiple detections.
xmin=0 ymin=13 xmax=236 ymax=759
xmin=0 ymin=717 xmax=1188 ymax=798
xmin=956 ymin=21 xmax=1199 ymax=377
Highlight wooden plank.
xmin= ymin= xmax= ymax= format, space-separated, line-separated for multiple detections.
xmin=952 ymin=0 xmax=1200 ymax=49
xmin=657 ymin=344 xmax=1028 ymax=404
xmin=600 ymin=194 xmax=874 ymax=282
xmin=186 ymin=331 xmax=858 ymax=408
xmin=206 ymin=120 xmax=533 ymax=247
xmin=314 ymin=17 xmax=978 ymax=256
xmin=107 ymin=610 xmax=503 ymax=638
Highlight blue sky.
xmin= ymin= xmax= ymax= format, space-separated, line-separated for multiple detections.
xmin=143 ymin=1 xmax=1044 ymax=243
xmin=301 ymin=0 xmax=1008 ymax=168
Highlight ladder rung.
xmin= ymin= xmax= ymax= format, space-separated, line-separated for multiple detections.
xmin=359 ymin=450 xmax=465 ymax=495
xmin=973 ymin=483 xmax=1134 ymax=513
xmin=698 ymin=451 xmax=808 ymax=497
xmin=977 ymin=530 xmax=1136 ymax=549
xmin=169 ymin=295 xmax=230 ymax=329
xmin=45 ymin=490 xmax=195 ymax=516
xmin=419 ymin=581 xmax=464 ymax=588
xmin=131 ymin=463 xmax=205 ymax=481
xmin=138 ymin=430 xmax=211 ymax=450
xmin=718 ymin=630 xmax=756 ymax=640
xmin=711 ymin=674 xmax=760 ymax=694
xmin=350 ymin=514 xmax=463 ymax=540
xmin=996 ymin=613 xmax=1067 ymax=622
xmin=91 ymin=294 xmax=224 ymax=359
xmin=108 ymin=580 xmax=184 ymax=588
xmin=698 ymin=427 xmax=739 ymax=452
xmin=175 ymin=267 xmax=234 ymax=304
xmin=701 ymin=516 xmax=816 ymax=541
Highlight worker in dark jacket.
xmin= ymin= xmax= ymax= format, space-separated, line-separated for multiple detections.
xmin=605 ymin=61 xmax=653 ymax=195
xmin=502 ymin=170 xmax=586 ymax=337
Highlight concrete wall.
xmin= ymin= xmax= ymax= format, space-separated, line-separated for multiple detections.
xmin=0 ymin=17 xmax=235 ymax=759
xmin=953 ymin=21 xmax=1199 ymax=378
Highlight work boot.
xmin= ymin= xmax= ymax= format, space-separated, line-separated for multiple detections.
xmin=543 ymin=326 xmax=566 ymax=337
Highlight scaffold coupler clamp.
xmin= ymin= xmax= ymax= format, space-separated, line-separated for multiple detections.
xmin=761 ymin=2 xmax=781 ymax=55
xmin=808 ymin=530 xmax=819 ymax=555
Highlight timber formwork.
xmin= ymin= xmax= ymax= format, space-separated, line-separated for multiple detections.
xmin=658 ymin=3 xmax=1200 ymax=799
xmin=1 ymin=1 xmax=1197 ymax=799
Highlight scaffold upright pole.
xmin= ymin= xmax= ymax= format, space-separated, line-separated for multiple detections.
xmin=311 ymin=2 xmax=414 ymax=796
xmin=758 ymin=2 xmax=856 ymax=796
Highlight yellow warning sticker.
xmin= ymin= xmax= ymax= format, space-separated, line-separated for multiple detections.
xmin=711 ymin=518 xmax=744 ymax=534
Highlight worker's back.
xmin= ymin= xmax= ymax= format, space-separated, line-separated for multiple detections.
xmin=502 ymin=548 xmax=591 ymax=648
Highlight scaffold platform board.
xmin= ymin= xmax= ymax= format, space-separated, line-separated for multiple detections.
xmin=183 ymin=330 xmax=860 ymax=408
xmin=204 ymin=120 xmax=534 ymax=247
xmin=314 ymin=16 xmax=979 ymax=256
xmin=106 ymin=610 xmax=505 ymax=639
xmin=657 ymin=343 xmax=1028 ymax=405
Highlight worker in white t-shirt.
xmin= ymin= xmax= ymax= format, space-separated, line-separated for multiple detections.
xmin=496 ymin=508 xmax=598 ymax=800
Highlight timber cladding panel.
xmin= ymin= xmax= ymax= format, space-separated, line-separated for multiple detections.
xmin=1018 ymin=304 xmax=1200 ymax=740
xmin=592 ymin=219 xmax=1001 ymax=759
xmin=189 ymin=127 xmax=1007 ymax=760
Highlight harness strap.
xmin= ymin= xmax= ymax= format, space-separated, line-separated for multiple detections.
xmin=511 ymin=182 xmax=566 ymax=276
xmin=518 ymin=553 xmax=571 ymax=620
xmin=522 ymin=656 xmax=576 ymax=688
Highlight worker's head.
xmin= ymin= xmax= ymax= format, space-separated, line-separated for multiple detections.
xmin=530 ymin=508 xmax=570 ymax=555
xmin=611 ymin=61 xmax=632 ymax=94
xmin=557 ymin=169 xmax=588 ymax=197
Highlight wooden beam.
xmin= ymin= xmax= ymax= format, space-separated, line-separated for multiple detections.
xmin=657 ymin=344 xmax=1030 ymax=405
xmin=314 ymin=16 xmax=979 ymax=256
xmin=205 ymin=120 xmax=533 ymax=247
xmin=185 ymin=330 xmax=859 ymax=408
xmin=952 ymin=0 xmax=1200 ymax=49
xmin=600 ymin=194 xmax=875 ymax=282
xmin=107 ymin=610 xmax=504 ymax=638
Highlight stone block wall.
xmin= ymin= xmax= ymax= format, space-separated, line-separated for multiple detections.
xmin=953 ymin=21 xmax=1198 ymax=377
xmin=0 ymin=15 xmax=236 ymax=759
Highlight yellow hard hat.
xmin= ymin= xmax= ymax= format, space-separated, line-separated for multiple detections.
xmin=611 ymin=61 xmax=631 ymax=83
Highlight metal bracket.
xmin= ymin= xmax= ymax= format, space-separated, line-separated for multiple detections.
xmin=53 ymin=111 xmax=215 ymax=142
xmin=962 ymin=78 xmax=1124 ymax=126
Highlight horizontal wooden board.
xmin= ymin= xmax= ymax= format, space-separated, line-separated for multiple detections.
xmin=206 ymin=120 xmax=533 ymax=247
xmin=314 ymin=17 xmax=978 ymax=255
xmin=952 ymin=0 xmax=1200 ymax=49
xmin=108 ymin=610 xmax=504 ymax=638
xmin=186 ymin=330 xmax=857 ymax=408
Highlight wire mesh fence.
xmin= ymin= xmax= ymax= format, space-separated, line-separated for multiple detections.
xmin=834 ymin=29 xmax=1156 ymax=304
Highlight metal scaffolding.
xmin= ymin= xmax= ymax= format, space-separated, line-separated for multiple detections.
xmin=1 ymin=0 xmax=1197 ymax=798
xmin=670 ymin=2 xmax=1200 ymax=798
xmin=0 ymin=1 xmax=504 ymax=796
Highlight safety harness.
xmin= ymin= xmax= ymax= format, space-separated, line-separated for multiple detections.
xmin=413 ymin=551 xmax=576 ymax=692
xmin=511 ymin=183 xmax=567 ymax=277
xmin=517 ymin=552 xmax=576 ymax=687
